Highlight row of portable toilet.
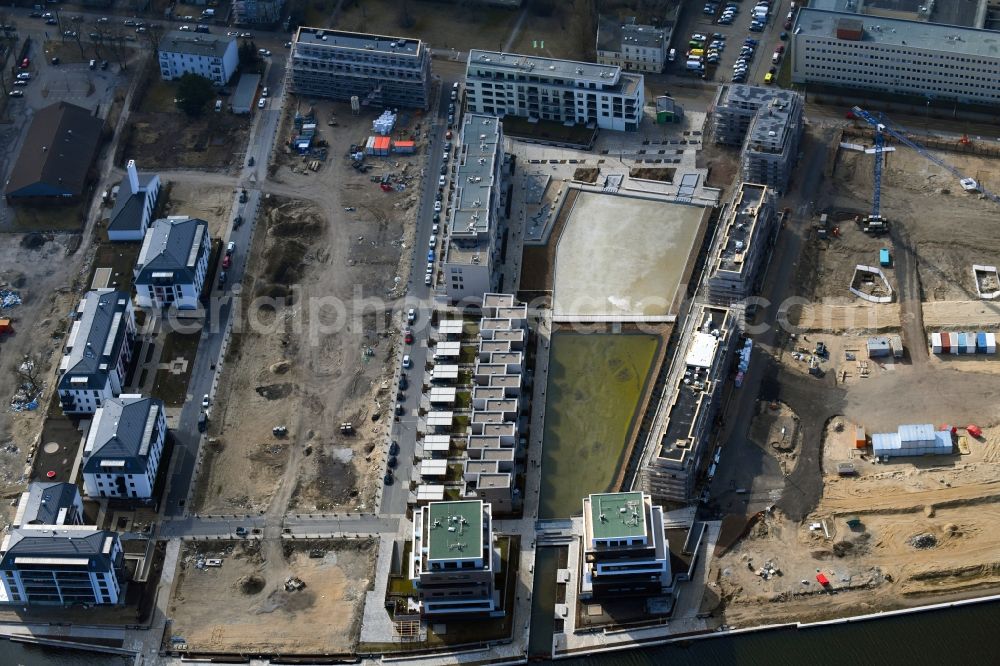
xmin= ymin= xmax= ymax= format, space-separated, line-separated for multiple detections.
xmin=930 ymin=331 xmax=996 ymax=354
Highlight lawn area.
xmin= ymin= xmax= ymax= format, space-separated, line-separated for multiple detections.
xmin=335 ymin=0 xmax=519 ymax=53
xmin=42 ymin=40 xmax=89 ymax=65
xmin=508 ymin=1 xmax=593 ymax=61
xmin=152 ymin=330 xmax=202 ymax=406
xmin=455 ymin=391 xmax=471 ymax=409
xmin=90 ymin=241 xmax=142 ymax=291
xmin=500 ymin=115 xmax=597 ymax=149
xmin=451 ymin=414 xmax=470 ymax=434
xmin=136 ymin=77 xmax=180 ymax=115
xmin=459 ymin=345 xmax=477 ymax=364
xmin=9 ymin=202 xmax=87 ymax=233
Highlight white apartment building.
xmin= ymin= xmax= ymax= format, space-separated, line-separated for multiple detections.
xmin=82 ymin=395 xmax=167 ymax=500
xmin=134 ymin=216 xmax=211 ymax=310
xmin=581 ymin=492 xmax=672 ymax=600
xmin=596 ymin=16 xmax=669 ymax=73
xmin=158 ymin=31 xmax=238 ymax=85
xmin=443 ymin=115 xmax=505 ymax=304
xmin=409 ymin=500 xmax=501 ymax=617
xmin=706 ymin=184 xmax=777 ymax=304
xmin=57 ymin=290 xmax=136 ymax=416
xmin=465 ymin=50 xmax=645 ymax=132
xmin=791 ymin=10 xmax=1000 ymax=105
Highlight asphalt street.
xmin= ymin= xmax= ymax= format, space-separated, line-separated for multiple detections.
xmin=162 ymin=55 xmax=287 ymax=517
xmin=378 ymin=74 xmax=461 ymax=515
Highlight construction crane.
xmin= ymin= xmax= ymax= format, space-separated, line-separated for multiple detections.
xmin=851 ymin=106 xmax=1000 ymax=207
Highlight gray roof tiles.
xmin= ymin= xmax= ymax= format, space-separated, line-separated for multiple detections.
xmin=135 ymin=217 xmax=208 ymax=286
xmin=83 ymin=396 xmax=163 ymax=475
xmin=159 ymin=31 xmax=235 ymax=58
xmin=58 ymin=290 xmax=132 ymax=391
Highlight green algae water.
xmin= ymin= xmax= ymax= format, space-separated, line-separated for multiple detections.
xmin=537 ymin=332 xmax=659 ymax=520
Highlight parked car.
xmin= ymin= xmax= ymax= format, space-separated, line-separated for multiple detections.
xmin=257 ymin=98 xmax=266 ymax=109
xmin=433 ymin=201 xmax=442 ymax=212
xmin=222 ymin=254 xmax=232 ymax=269
xmin=402 ymin=354 xmax=412 ymax=369
xmin=404 ymin=329 xmax=414 ymax=344
xmin=8 ymin=90 xmax=23 ymax=97
xmin=439 ymin=174 xmax=446 ymax=187
xmin=389 ymin=441 xmax=400 ymax=455
xmin=261 ymin=87 xmax=269 ymax=97
xmin=406 ymin=308 xmax=416 ymax=323
xmin=424 ymin=274 xmax=432 ymax=286
xmin=198 ymin=412 xmax=208 ymax=432
xmin=202 ymin=394 xmax=210 ymax=408
xmin=226 ymin=241 xmax=236 ymax=255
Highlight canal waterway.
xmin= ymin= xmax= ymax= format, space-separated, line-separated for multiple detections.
xmin=537 ymin=332 xmax=659 ymax=520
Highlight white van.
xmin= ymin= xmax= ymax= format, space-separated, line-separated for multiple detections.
xmin=686 ymin=59 xmax=704 ymax=71
xmin=668 ymin=48 xmax=677 ymax=62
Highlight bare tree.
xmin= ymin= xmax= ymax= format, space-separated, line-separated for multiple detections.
xmin=13 ymin=352 xmax=45 ymax=404
xmin=89 ymin=21 xmax=110 ymax=60
xmin=142 ymin=23 xmax=164 ymax=54
xmin=71 ymin=27 xmax=87 ymax=59
xmin=105 ymin=23 xmax=129 ymax=71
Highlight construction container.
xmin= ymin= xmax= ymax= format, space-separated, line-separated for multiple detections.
xmin=965 ymin=331 xmax=977 ymax=354
xmin=854 ymin=425 xmax=866 ymax=449
xmin=867 ymin=336 xmax=891 ymax=358
xmin=889 ymin=334 xmax=903 ymax=358
xmin=931 ymin=332 xmax=942 ymax=354
xmin=879 ymin=248 xmax=890 ymax=266
xmin=977 ymin=331 xmax=988 ymax=352
xmin=393 ymin=140 xmax=415 ymax=154
xmin=957 ymin=332 xmax=967 ymax=352
xmin=374 ymin=136 xmax=390 ymax=156
xmin=941 ymin=332 xmax=952 ymax=354
xmin=986 ymin=332 xmax=997 ymax=354
xmin=364 ymin=136 xmax=376 ymax=155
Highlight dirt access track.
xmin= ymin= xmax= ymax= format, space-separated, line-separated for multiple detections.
xmin=194 ymin=103 xmax=426 ymax=514
xmin=167 ymin=539 xmax=374 ymax=655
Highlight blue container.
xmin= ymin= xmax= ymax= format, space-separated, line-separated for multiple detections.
xmin=957 ymin=333 xmax=967 ymax=351
xmin=977 ymin=332 xmax=988 ymax=350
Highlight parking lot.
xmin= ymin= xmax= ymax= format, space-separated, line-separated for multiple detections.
xmin=0 ymin=37 xmax=124 ymax=229
xmin=664 ymin=0 xmax=795 ymax=88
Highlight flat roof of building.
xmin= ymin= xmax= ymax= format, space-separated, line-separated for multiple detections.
xmin=588 ymin=492 xmax=647 ymax=540
xmin=712 ymin=183 xmax=768 ymax=276
xmin=294 ymin=27 xmax=423 ymax=56
xmin=451 ymin=114 xmax=502 ymax=239
xmin=659 ymin=306 xmax=731 ymax=461
xmin=426 ymin=500 xmax=484 ymax=560
xmin=439 ymin=319 xmax=464 ymax=335
xmin=468 ymin=49 xmax=622 ymax=82
xmin=597 ymin=15 xmax=666 ymax=51
xmin=420 ymin=459 xmax=448 ymax=477
xmin=808 ymin=0 xmax=983 ymax=28
xmin=794 ymin=8 xmax=1000 ymax=57
xmin=160 ymin=31 xmax=234 ymax=58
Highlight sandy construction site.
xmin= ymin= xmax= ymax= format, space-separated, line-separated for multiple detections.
xmin=167 ymin=539 xmax=374 ymax=655
xmin=194 ymin=103 xmax=424 ymax=515
xmin=710 ymin=131 xmax=1000 ymax=626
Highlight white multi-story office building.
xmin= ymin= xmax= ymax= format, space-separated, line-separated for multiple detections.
xmin=443 ymin=115 xmax=506 ymax=304
xmin=596 ymin=16 xmax=669 ymax=73
xmin=158 ymin=31 xmax=238 ymax=85
xmin=791 ymin=9 xmax=1000 ymax=105
xmin=465 ymin=50 xmax=645 ymax=132
xmin=289 ymin=28 xmax=431 ymax=109
xmin=82 ymin=395 xmax=167 ymax=500
xmin=57 ymin=290 xmax=136 ymax=416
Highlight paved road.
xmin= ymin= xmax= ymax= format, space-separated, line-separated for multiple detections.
xmin=162 ymin=55 xmax=287 ymax=517
xmin=159 ymin=513 xmax=397 ymax=538
xmin=378 ymin=74 xmax=460 ymax=515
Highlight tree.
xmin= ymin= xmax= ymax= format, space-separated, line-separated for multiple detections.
xmin=398 ymin=0 xmax=414 ymax=29
xmin=176 ymin=73 xmax=215 ymax=116
xmin=13 ymin=352 xmax=44 ymax=405
xmin=238 ymin=40 xmax=261 ymax=70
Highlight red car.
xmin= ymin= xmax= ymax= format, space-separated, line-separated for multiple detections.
xmin=20 ymin=57 xmax=29 ymax=68
xmin=776 ymin=44 xmax=785 ymax=54
xmin=445 ymin=130 xmax=452 ymax=140
xmin=222 ymin=254 xmax=232 ymax=269
xmin=404 ymin=329 xmax=414 ymax=344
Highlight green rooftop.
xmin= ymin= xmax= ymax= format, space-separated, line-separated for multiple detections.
xmin=587 ymin=492 xmax=647 ymax=541
xmin=426 ymin=500 xmax=485 ymax=561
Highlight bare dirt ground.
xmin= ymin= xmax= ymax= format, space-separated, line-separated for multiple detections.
xmin=334 ymin=0 xmax=519 ymax=53
xmin=0 ymin=235 xmax=86 ymax=522
xmin=748 ymin=402 xmax=800 ymax=476
xmin=713 ymin=134 xmax=1000 ymax=626
xmin=194 ymin=104 xmax=425 ymax=514
xmin=168 ymin=539 xmax=374 ymax=655
xmin=831 ymin=148 xmax=1000 ymax=301
xmin=159 ymin=181 xmax=235 ymax=241
xmin=715 ymin=425 xmax=1000 ymax=627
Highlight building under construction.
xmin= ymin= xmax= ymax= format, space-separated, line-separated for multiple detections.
xmin=288 ymin=28 xmax=431 ymax=110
